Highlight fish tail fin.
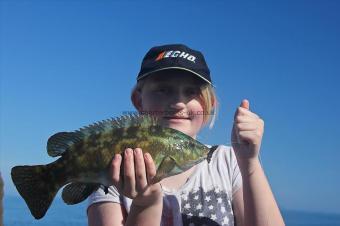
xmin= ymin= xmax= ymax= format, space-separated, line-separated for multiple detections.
xmin=11 ymin=165 xmax=61 ymax=219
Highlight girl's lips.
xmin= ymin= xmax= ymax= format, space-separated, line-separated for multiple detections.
xmin=162 ymin=116 xmax=191 ymax=123
xmin=163 ymin=116 xmax=190 ymax=120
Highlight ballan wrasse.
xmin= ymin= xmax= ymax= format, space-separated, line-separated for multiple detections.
xmin=11 ymin=114 xmax=217 ymax=219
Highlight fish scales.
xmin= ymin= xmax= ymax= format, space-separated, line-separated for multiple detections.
xmin=11 ymin=113 xmax=217 ymax=219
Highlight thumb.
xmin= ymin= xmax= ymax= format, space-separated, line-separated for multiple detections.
xmin=240 ymin=99 xmax=250 ymax=110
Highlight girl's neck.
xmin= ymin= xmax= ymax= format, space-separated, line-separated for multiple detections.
xmin=160 ymin=165 xmax=197 ymax=192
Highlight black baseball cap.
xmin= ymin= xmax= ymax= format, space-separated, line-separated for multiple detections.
xmin=137 ymin=44 xmax=212 ymax=84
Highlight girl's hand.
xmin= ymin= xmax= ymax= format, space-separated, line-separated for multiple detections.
xmin=111 ymin=148 xmax=163 ymax=207
xmin=231 ymin=99 xmax=264 ymax=162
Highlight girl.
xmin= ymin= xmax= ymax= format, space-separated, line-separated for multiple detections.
xmin=87 ymin=44 xmax=285 ymax=226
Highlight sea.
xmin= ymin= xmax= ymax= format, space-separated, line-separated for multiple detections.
xmin=3 ymin=196 xmax=340 ymax=226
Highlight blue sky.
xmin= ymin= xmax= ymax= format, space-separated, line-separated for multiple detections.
xmin=1 ymin=0 xmax=339 ymax=214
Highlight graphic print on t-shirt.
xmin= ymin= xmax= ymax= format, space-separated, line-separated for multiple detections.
xmin=181 ymin=186 xmax=234 ymax=226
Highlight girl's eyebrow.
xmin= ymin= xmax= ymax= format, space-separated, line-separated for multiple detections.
xmin=145 ymin=77 xmax=168 ymax=85
xmin=147 ymin=80 xmax=170 ymax=86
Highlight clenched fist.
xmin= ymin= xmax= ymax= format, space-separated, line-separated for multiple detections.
xmin=231 ymin=99 xmax=264 ymax=161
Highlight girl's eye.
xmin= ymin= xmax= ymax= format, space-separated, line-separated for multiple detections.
xmin=185 ymin=88 xmax=200 ymax=97
xmin=154 ymin=87 xmax=171 ymax=94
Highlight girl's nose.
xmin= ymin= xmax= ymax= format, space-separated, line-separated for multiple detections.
xmin=169 ymin=89 xmax=187 ymax=110
xmin=170 ymin=102 xmax=186 ymax=110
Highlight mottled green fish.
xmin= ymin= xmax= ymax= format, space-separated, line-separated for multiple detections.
xmin=11 ymin=114 xmax=217 ymax=219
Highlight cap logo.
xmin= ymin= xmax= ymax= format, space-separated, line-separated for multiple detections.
xmin=155 ymin=50 xmax=196 ymax=63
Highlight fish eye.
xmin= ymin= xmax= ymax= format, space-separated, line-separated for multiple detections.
xmin=149 ymin=126 xmax=161 ymax=134
xmin=189 ymin=142 xmax=195 ymax=148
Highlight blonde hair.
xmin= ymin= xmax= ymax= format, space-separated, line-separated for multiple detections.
xmin=131 ymin=78 xmax=218 ymax=129
xmin=199 ymin=84 xmax=218 ymax=129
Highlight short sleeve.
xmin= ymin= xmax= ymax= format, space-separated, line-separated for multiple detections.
xmin=87 ymin=185 xmax=122 ymax=208
xmin=211 ymin=145 xmax=243 ymax=197
xmin=229 ymin=146 xmax=242 ymax=195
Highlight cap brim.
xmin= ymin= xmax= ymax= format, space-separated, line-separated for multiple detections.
xmin=137 ymin=67 xmax=212 ymax=85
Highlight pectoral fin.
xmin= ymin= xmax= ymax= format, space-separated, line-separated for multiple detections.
xmin=62 ymin=182 xmax=99 ymax=205
xmin=153 ymin=156 xmax=180 ymax=183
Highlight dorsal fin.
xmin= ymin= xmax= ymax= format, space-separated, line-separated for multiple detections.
xmin=47 ymin=132 xmax=83 ymax=157
xmin=47 ymin=113 xmax=158 ymax=157
xmin=75 ymin=113 xmax=158 ymax=137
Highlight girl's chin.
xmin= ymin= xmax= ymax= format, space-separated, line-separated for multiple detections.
xmin=160 ymin=118 xmax=189 ymax=127
xmin=160 ymin=121 xmax=196 ymax=137
xmin=163 ymin=123 xmax=187 ymax=131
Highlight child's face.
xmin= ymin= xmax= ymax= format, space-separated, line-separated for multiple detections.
xmin=138 ymin=71 xmax=205 ymax=138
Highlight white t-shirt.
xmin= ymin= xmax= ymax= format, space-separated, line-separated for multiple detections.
xmin=88 ymin=145 xmax=242 ymax=226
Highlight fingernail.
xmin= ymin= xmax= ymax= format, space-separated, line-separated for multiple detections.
xmin=125 ymin=148 xmax=132 ymax=155
xmin=115 ymin=154 xmax=121 ymax=160
xmin=134 ymin=148 xmax=141 ymax=155
xmin=144 ymin=153 xmax=151 ymax=160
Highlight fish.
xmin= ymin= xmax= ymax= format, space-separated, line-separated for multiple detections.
xmin=11 ymin=113 xmax=217 ymax=219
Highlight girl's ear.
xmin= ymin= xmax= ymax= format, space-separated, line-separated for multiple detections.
xmin=131 ymin=88 xmax=143 ymax=112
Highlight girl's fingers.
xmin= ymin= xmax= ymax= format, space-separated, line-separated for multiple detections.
xmin=234 ymin=107 xmax=259 ymax=120
xmin=235 ymin=115 xmax=256 ymax=123
xmin=133 ymin=148 xmax=148 ymax=191
xmin=112 ymin=148 xmax=157 ymax=199
xmin=240 ymin=99 xmax=250 ymax=110
xmin=144 ymin=153 xmax=157 ymax=183
xmin=123 ymin=148 xmax=136 ymax=197
xmin=238 ymin=131 xmax=263 ymax=144
xmin=111 ymin=154 xmax=122 ymax=190
xmin=235 ymin=122 xmax=258 ymax=131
